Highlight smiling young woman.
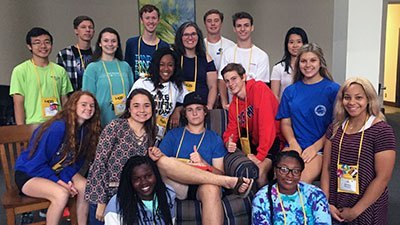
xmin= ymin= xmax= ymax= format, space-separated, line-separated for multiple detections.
xmin=252 ymin=151 xmax=331 ymax=224
xmin=82 ymin=27 xmax=134 ymax=127
xmin=85 ymin=88 xmax=157 ymax=225
xmin=14 ymin=91 xmax=101 ymax=225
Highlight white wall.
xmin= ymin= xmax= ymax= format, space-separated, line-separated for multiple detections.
xmin=0 ymin=0 xmax=335 ymax=85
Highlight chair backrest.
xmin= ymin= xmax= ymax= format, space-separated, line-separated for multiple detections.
xmin=0 ymin=124 xmax=39 ymax=191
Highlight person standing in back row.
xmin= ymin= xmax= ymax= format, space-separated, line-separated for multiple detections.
xmin=218 ymin=12 xmax=270 ymax=109
xmin=125 ymin=4 xmax=169 ymax=81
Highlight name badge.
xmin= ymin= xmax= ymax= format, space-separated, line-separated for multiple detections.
xmin=337 ymin=163 xmax=359 ymax=194
xmin=111 ymin=93 xmax=126 ymax=116
xmin=41 ymin=97 xmax=59 ymax=117
xmin=184 ymin=81 xmax=196 ymax=93
xmin=240 ymin=137 xmax=251 ymax=155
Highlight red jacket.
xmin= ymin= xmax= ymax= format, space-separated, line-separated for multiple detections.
xmin=223 ymin=79 xmax=279 ymax=161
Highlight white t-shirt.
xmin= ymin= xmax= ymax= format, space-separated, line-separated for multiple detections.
xmin=204 ymin=36 xmax=235 ymax=71
xmin=270 ymin=62 xmax=293 ymax=99
xmin=219 ymin=44 xmax=270 ymax=82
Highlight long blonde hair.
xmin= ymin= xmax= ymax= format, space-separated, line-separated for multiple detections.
xmin=293 ymin=43 xmax=334 ymax=83
xmin=330 ymin=77 xmax=385 ymax=138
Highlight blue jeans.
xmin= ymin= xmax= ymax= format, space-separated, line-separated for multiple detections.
xmin=89 ymin=203 xmax=104 ymax=225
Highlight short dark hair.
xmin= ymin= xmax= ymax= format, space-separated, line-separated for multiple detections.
xmin=139 ymin=4 xmax=160 ymax=18
xmin=73 ymin=15 xmax=95 ymax=29
xmin=221 ymin=63 xmax=246 ymax=79
xmin=232 ymin=11 xmax=253 ymax=26
xmin=203 ymin=9 xmax=224 ymax=23
xmin=26 ymin=27 xmax=53 ymax=46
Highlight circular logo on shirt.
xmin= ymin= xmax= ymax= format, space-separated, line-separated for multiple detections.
xmin=314 ymin=105 xmax=327 ymax=117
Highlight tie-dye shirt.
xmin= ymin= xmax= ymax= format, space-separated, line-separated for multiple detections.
xmin=252 ymin=182 xmax=331 ymax=225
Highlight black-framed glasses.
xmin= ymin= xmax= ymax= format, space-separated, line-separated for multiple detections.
xmin=276 ymin=166 xmax=302 ymax=177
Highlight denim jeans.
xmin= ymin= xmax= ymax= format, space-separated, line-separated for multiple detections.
xmin=89 ymin=203 xmax=105 ymax=225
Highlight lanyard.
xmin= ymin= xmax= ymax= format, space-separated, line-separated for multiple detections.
xmin=337 ymin=117 xmax=367 ymax=169
xmin=181 ymin=55 xmax=197 ymax=82
xmin=233 ymin=45 xmax=253 ymax=72
xmin=101 ymin=60 xmax=126 ymax=98
xmin=175 ymin=127 xmax=206 ymax=158
xmin=75 ymin=44 xmax=86 ymax=69
xmin=138 ymin=36 xmax=159 ymax=75
xmin=276 ymin=184 xmax=307 ymax=225
xmin=236 ymin=96 xmax=249 ymax=138
xmin=205 ymin=39 xmax=223 ymax=68
xmin=32 ymin=60 xmax=58 ymax=99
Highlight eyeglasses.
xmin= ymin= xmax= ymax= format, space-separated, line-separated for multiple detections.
xmin=31 ymin=40 xmax=52 ymax=46
xmin=276 ymin=166 xmax=302 ymax=177
xmin=183 ymin=32 xmax=197 ymax=38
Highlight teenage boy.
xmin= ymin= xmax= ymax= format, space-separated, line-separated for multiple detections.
xmin=203 ymin=9 xmax=235 ymax=71
xmin=10 ymin=27 xmax=73 ymax=125
xmin=125 ymin=4 xmax=169 ymax=81
xmin=221 ymin=63 xmax=279 ymax=187
xmin=218 ymin=12 xmax=270 ymax=109
xmin=57 ymin=16 xmax=95 ymax=91
xmin=159 ymin=92 xmax=227 ymax=225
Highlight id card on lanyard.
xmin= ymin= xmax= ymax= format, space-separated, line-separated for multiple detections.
xmin=181 ymin=55 xmax=197 ymax=93
xmin=336 ymin=118 xmax=367 ymax=195
xmin=32 ymin=60 xmax=60 ymax=118
xmin=236 ymin=97 xmax=251 ymax=155
xmin=102 ymin=60 xmax=127 ymax=116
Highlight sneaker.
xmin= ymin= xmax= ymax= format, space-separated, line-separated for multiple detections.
xmin=20 ymin=212 xmax=34 ymax=225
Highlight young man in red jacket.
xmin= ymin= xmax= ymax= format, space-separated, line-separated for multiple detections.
xmin=221 ymin=63 xmax=280 ymax=187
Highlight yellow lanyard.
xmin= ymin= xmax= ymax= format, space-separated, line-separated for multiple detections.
xmin=233 ymin=45 xmax=253 ymax=72
xmin=180 ymin=55 xmax=197 ymax=82
xmin=276 ymin=184 xmax=307 ymax=225
xmin=101 ymin=60 xmax=126 ymax=98
xmin=205 ymin=39 xmax=223 ymax=68
xmin=32 ymin=60 xmax=58 ymax=99
xmin=175 ymin=127 xmax=206 ymax=158
xmin=138 ymin=36 xmax=159 ymax=74
xmin=337 ymin=117 xmax=367 ymax=169
xmin=75 ymin=44 xmax=86 ymax=69
xmin=236 ymin=96 xmax=249 ymax=139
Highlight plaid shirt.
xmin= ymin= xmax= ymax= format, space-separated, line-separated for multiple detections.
xmin=56 ymin=45 xmax=92 ymax=90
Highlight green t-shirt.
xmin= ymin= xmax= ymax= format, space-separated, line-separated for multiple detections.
xmin=9 ymin=60 xmax=73 ymax=124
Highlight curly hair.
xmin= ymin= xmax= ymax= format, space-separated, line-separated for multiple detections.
xmin=149 ymin=47 xmax=183 ymax=92
xmin=293 ymin=43 xmax=333 ymax=83
xmin=29 ymin=91 xmax=101 ymax=162
xmin=117 ymin=156 xmax=173 ymax=225
xmin=330 ymin=77 xmax=385 ymax=139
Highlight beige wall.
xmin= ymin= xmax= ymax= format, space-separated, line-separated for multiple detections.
xmin=0 ymin=0 xmax=334 ymax=85
xmin=383 ymin=3 xmax=400 ymax=103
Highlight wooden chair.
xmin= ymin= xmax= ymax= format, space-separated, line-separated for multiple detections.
xmin=0 ymin=124 xmax=77 ymax=225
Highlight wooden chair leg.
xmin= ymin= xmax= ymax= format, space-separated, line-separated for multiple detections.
xmin=6 ymin=209 xmax=16 ymax=225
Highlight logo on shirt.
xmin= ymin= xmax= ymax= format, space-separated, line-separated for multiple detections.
xmin=314 ymin=105 xmax=327 ymax=117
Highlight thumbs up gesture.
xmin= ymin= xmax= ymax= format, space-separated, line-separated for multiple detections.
xmin=226 ymin=134 xmax=237 ymax=153
xmin=189 ymin=145 xmax=204 ymax=164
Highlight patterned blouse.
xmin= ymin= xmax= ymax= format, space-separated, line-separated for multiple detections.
xmin=85 ymin=118 xmax=148 ymax=204
xmin=252 ymin=182 xmax=331 ymax=225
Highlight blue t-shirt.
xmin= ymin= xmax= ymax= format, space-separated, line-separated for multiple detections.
xmin=252 ymin=182 xmax=331 ymax=225
xmin=276 ymin=79 xmax=339 ymax=150
xmin=125 ymin=36 xmax=169 ymax=81
xmin=159 ymin=127 xmax=226 ymax=165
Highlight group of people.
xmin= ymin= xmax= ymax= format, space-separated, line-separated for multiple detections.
xmin=8 ymin=3 xmax=396 ymax=225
